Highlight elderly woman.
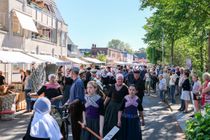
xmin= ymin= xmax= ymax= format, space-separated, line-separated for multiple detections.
xmin=23 ymin=97 xmax=62 ymax=140
xmin=201 ymin=72 xmax=210 ymax=107
xmin=30 ymin=74 xmax=63 ymax=108
xmin=103 ymin=73 xmax=128 ymax=138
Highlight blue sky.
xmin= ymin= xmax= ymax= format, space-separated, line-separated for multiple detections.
xmin=56 ymin=0 xmax=153 ymax=51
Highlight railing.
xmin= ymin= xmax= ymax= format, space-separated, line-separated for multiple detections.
xmin=0 ymin=12 xmax=7 ymax=31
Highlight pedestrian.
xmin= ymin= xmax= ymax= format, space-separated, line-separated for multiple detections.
xmin=23 ymin=97 xmax=62 ymax=140
xmin=20 ymin=69 xmax=26 ymax=91
xmin=30 ymin=74 xmax=63 ymax=109
xmin=118 ymin=84 xmax=145 ymax=140
xmin=191 ymin=75 xmax=202 ymax=114
xmin=103 ymin=73 xmax=128 ymax=139
xmin=178 ymin=69 xmax=185 ymax=111
xmin=132 ymin=70 xmax=145 ymax=103
xmin=80 ymin=81 xmax=104 ymax=140
xmin=169 ymin=69 xmax=178 ymax=104
xmin=158 ymin=74 xmax=167 ymax=101
xmin=201 ymin=72 xmax=210 ymax=107
xmin=145 ymin=69 xmax=151 ymax=95
xmin=62 ymin=68 xmax=73 ymax=105
xmin=0 ymin=70 xmax=5 ymax=86
xmin=24 ymin=70 xmax=33 ymax=112
xmin=65 ymin=67 xmax=85 ymax=140
xmin=180 ymin=71 xmax=191 ymax=113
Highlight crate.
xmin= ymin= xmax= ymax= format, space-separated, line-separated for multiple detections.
xmin=15 ymin=92 xmax=26 ymax=111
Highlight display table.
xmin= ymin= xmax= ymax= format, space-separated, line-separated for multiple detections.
xmin=0 ymin=93 xmax=16 ymax=120
xmin=0 ymin=93 xmax=16 ymax=112
xmin=15 ymin=92 xmax=26 ymax=111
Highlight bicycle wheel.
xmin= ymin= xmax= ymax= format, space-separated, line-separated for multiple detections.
xmin=61 ymin=121 xmax=69 ymax=140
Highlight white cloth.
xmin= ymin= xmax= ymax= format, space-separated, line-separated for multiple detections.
xmin=181 ymin=90 xmax=190 ymax=101
xmin=30 ymin=97 xmax=62 ymax=140
xmin=85 ymin=94 xmax=100 ymax=108
xmin=169 ymin=74 xmax=177 ymax=86
xmin=159 ymin=78 xmax=167 ymax=91
xmin=192 ymin=81 xmax=201 ymax=94
xmin=145 ymin=73 xmax=151 ymax=82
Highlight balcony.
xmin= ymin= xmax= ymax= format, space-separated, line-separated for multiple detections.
xmin=0 ymin=12 xmax=8 ymax=31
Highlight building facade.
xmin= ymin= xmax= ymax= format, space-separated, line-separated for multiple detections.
xmin=91 ymin=44 xmax=133 ymax=64
xmin=0 ymin=0 xmax=68 ymax=57
xmin=0 ymin=0 xmax=68 ymax=83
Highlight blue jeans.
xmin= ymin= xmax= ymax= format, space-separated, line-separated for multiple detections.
xmin=170 ymin=85 xmax=176 ymax=104
xmin=160 ymin=90 xmax=166 ymax=101
xmin=24 ymin=89 xmax=31 ymax=111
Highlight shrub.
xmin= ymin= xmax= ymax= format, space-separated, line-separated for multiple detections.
xmin=185 ymin=104 xmax=210 ymax=140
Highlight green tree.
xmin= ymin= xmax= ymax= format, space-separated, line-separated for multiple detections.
xmin=107 ymin=39 xmax=134 ymax=54
xmin=140 ymin=0 xmax=210 ymax=71
xmin=96 ymin=54 xmax=106 ymax=62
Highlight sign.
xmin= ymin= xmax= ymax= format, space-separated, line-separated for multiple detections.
xmin=103 ymin=126 xmax=120 ymax=140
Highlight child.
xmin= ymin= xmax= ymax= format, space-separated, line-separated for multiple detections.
xmin=81 ymin=81 xmax=104 ymax=140
xmin=118 ymin=84 xmax=145 ymax=140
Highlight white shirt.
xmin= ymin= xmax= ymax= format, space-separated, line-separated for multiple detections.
xmin=192 ymin=80 xmax=201 ymax=94
xmin=169 ymin=74 xmax=177 ymax=86
xmin=159 ymin=78 xmax=167 ymax=90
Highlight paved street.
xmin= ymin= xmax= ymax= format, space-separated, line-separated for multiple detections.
xmin=0 ymin=94 xmax=185 ymax=140
xmin=142 ymin=94 xmax=185 ymax=140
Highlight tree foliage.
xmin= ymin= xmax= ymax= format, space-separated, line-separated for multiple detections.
xmin=96 ymin=54 xmax=106 ymax=62
xmin=107 ymin=39 xmax=134 ymax=54
xmin=140 ymin=0 xmax=210 ymax=71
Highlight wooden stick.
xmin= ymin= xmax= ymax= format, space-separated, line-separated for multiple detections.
xmin=99 ymin=89 xmax=106 ymax=98
xmin=164 ymin=99 xmax=173 ymax=112
xmin=78 ymin=121 xmax=103 ymax=140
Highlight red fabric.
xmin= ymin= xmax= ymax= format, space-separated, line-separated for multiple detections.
xmin=44 ymin=82 xmax=60 ymax=90
xmin=0 ymin=110 xmax=15 ymax=114
xmin=201 ymin=81 xmax=209 ymax=106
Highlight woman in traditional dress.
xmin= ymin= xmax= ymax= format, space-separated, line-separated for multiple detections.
xmin=80 ymin=81 xmax=104 ymax=140
xmin=103 ymin=73 xmax=128 ymax=139
xmin=117 ymin=84 xmax=144 ymax=140
xmin=30 ymin=74 xmax=63 ymax=109
xmin=23 ymin=97 xmax=62 ymax=140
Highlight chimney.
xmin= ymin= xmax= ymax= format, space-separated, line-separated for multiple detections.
xmin=92 ymin=44 xmax=96 ymax=48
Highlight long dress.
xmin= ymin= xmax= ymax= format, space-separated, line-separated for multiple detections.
xmin=81 ymin=94 xmax=104 ymax=140
xmin=103 ymin=85 xmax=128 ymax=138
xmin=118 ymin=95 xmax=143 ymax=140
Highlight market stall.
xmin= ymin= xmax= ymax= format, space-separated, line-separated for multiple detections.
xmin=81 ymin=57 xmax=105 ymax=65
xmin=0 ymin=51 xmax=43 ymax=117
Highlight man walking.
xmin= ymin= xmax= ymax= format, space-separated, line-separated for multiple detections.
xmin=66 ymin=67 xmax=85 ymax=140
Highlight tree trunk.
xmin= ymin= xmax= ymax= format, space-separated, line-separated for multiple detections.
xmin=208 ymin=32 xmax=210 ymax=72
xmin=171 ymin=37 xmax=175 ymax=65
xmin=200 ymin=44 xmax=204 ymax=72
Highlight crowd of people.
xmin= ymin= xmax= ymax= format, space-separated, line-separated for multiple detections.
xmin=18 ymin=64 xmax=210 ymax=140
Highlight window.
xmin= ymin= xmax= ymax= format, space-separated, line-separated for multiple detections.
xmin=32 ymin=23 xmax=56 ymax=42
xmin=60 ymin=32 xmax=66 ymax=46
xmin=12 ymin=15 xmax=23 ymax=36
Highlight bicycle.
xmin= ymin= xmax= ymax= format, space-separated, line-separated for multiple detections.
xmin=51 ymin=105 xmax=71 ymax=140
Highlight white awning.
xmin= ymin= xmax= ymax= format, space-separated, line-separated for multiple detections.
xmin=82 ymin=57 xmax=105 ymax=64
xmin=28 ymin=54 xmax=64 ymax=64
xmin=0 ymin=51 xmax=43 ymax=64
xmin=14 ymin=11 xmax=38 ymax=33
xmin=66 ymin=57 xmax=90 ymax=65
xmin=114 ymin=61 xmax=132 ymax=65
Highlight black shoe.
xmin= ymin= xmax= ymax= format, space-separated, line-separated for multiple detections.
xmin=178 ymin=108 xmax=184 ymax=111
xmin=189 ymin=114 xmax=194 ymax=118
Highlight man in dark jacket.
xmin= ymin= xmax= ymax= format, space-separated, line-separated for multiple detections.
xmin=130 ymin=70 xmax=145 ymax=103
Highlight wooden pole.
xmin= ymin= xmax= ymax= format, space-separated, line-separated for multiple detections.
xmin=78 ymin=121 xmax=102 ymax=140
